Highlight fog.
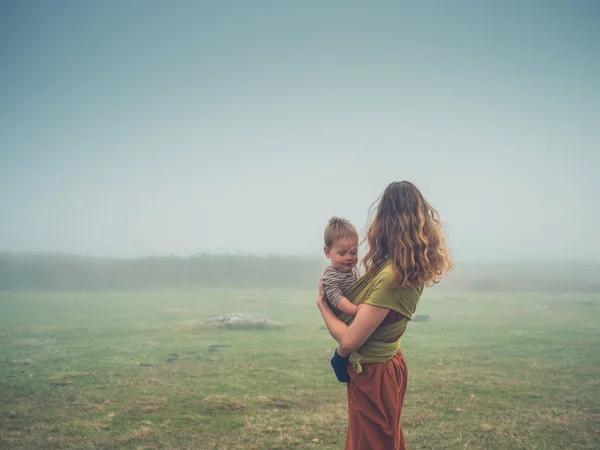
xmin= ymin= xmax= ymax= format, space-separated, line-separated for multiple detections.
xmin=1 ymin=1 xmax=599 ymax=262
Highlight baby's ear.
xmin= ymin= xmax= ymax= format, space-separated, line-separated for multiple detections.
xmin=323 ymin=246 xmax=331 ymax=258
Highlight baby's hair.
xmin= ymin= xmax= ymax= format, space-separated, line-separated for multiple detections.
xmin=324 ymin=217 xmax=358 ymax=248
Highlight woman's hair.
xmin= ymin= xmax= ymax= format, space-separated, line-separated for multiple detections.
xmin=362 ymin=181 xmax=452 ymax=288
xmin=324 ymin=217 xmax=358 ymax=248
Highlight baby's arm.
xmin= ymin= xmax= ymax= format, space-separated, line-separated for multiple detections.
xmin=322 ymin=270 xmax=359 ymax=316
xmin=336 ymin=297 xmax=360 ymax=316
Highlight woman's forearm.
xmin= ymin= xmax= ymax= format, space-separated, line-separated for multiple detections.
xmin=318 ymin=298 xmax=350 ymax=346
xmin=318 ymin=293 xmax=390 ymax=353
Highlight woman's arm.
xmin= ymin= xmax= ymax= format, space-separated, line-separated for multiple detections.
xmin=317 ymin=287 xmax=389 ymax=354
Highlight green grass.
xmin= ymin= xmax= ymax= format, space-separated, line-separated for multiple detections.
xmin=0 ymin=288 xmax=599 ymax=449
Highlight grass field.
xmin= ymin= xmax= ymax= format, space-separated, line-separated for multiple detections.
xmin=1 ymin=287 xmax=599 ymax=449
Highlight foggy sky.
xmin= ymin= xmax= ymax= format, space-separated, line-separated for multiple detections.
xmin=1 ymin=1 xmax=599 ymax=262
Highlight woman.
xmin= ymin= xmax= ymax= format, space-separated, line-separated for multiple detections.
xmin=317 ymin=181 xmax=452 ymax=450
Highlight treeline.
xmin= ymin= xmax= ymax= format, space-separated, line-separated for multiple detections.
xmin=0 ymin=253 xmax=324 ymax=291
xmin=0 ymin=253 xmax=598 ymax=293
xmin=448 ymin=261 xmax=600 ymax=293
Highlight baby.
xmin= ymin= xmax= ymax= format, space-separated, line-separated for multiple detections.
xmin=322 ymin=217 xmax=361 ymax=316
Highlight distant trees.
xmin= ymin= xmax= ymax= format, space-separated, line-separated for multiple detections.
xmin=0 ymin=253 xmax=598 ymax=293
xmin=0 ymin=253 xmax=324 ymax=291
xmin=445 ymin=261 xmax=600 ymax=293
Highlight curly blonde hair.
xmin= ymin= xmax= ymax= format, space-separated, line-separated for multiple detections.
xmin=362 ymin=181 xmax=452 ymax=288
xmin=324 ymin=217 xmax=358 ymax=248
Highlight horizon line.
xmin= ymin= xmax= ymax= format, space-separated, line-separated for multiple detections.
xmin=1 ymin=250 xmax=598 ymax=265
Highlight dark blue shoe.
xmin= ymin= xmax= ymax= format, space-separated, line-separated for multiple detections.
xmin=330 ymin=350 xmax=351 ymax=382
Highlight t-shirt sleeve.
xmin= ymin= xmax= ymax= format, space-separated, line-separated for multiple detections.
xmin=322 ymin=268 xmax=344 ymax=307
xmin=363 ymin=271 xmax=419 ymax=319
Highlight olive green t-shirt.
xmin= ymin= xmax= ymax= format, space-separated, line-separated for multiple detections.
xmin=337 ymin=261 xmax=423 ymax=327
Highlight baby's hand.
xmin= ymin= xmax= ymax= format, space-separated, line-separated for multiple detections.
xmin=355 ymin=304 xmax=364 ymax=315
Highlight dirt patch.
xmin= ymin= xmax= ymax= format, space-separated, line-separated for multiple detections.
xmin=202 ymin=394 xmax=246 ymax=412
xmin=208 ymin=344 xmax=231 ymax=352
xmin=256 ymin=396 xmax=294 ymax=409
xmin=412 ymin=315 xmax=430 ymax=322
xmin=165 ymin=350 xmax=197 ymax=362
xmin=49 ymin=371 xmax=93 ymax=380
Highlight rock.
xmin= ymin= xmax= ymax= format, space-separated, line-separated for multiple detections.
xmin=208 ymin=313 xmax=280 ymax=329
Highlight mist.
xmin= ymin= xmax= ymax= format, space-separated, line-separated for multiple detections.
xmin=1 ymin=3 xmax=599 ymax=448
xmin=1 ymin=1 xmax=598 ymax=263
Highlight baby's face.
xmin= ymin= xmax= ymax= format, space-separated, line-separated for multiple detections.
xmin=325 ymin=237 xmax=359 ymax=273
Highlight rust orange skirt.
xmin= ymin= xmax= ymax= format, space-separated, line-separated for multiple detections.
xmin=345 ymin=350 xmax=408 ymax=450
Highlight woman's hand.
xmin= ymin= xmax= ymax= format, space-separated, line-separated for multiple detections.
xmin=316 ymin=277 xmax=327 ymax=310
xmin=318 ymin=276 xmax=325 ymax=298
